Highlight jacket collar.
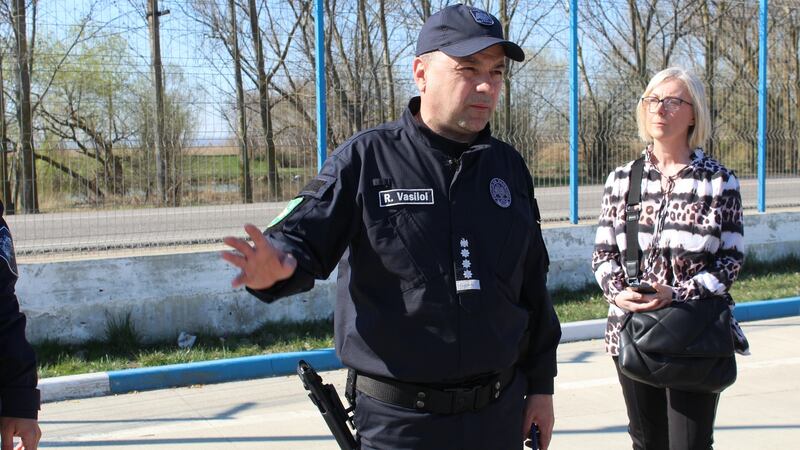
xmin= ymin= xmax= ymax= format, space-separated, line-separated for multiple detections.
xmin=402 ymin=97 xmax=492 ymax=158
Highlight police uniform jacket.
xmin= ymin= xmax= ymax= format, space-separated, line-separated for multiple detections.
xmin=250 ymin=97 xmax=561 ymax=394
xmin=0 ymin=202 xmax=40 ymax=419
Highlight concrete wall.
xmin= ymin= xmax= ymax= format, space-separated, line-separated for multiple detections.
xmin=546 ymin=209 xmax=800 ymax=289
xmin=17 ymin=210 xmax=800 ymax=344
xmin=18 ymin=253 xmax=337 ymax=344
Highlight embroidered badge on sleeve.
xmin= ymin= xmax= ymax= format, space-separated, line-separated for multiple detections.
xmin=0 ymin=226 xmax=18 ymax=277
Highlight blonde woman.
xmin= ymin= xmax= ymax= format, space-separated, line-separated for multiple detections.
xmin=592 ymin=67 xmax=749 ymax=450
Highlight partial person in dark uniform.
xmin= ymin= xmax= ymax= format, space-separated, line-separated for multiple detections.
xmin=222 ymin=4 xmax=561 ymax=449
xmin=0 ymin=201 xmax=41 ymax=450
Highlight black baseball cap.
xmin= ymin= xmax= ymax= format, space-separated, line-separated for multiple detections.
xmin=415 ymin=4 xmax=524 ymax=62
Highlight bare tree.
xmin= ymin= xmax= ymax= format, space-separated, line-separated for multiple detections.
xmin=8 ymin=0 xmax=36 ymax=212
xmin=0 ymin=0 xmax=122 ymax=209
xmin=790 ymin=6 xmax=800 ymax=174
xmin=247 ymin=0 xmax=280 ymax=198
xmin=580 ymin=0 xmax=698 ymax=88
xmin=147 ymin=0 xmax=171 ymax=204
xmin=489 ymin=0 xmax=559 ymax=143
xmin=358 ymin=0 xmax=384 ymax=123
xmin=0 ymin=49 xmax=10 ymax=210
xmin=378 ymin=0 xmax=396 ymax=120
xmin=135 ymin=69 xmax=195 ymax=204
xmin=696 ymin=0 xmax=722 ymax=155
xmin=328 ymin=0 xmax=364 ymax=136
xmin=230 ymin=0 xmax=252 ymax=202
xmin=187 ymin=0 xmax=311 ymax=200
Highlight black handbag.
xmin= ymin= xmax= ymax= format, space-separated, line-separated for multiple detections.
xmin=616 ymin=157 xmax=737 ymax=393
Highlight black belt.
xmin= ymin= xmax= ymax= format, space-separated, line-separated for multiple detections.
xmin=354 ymin=368 xmax=516 ymax=415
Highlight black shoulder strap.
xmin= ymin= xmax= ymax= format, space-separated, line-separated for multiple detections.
xmin=625 ymin=157 xmax=645 ymax=284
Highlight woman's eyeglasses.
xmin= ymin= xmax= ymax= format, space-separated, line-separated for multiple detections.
xmin=641 ymin=96 xmax=692 ymax=113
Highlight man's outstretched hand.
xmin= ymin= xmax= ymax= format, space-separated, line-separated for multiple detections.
xmin=221 ymin=224 xmax=297 ymax=290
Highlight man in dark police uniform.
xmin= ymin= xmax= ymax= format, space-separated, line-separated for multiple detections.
xmin=222 ymin=4 xmax=561 ymax=449
xmin=0 ymin=201 xmax=41 ymax=450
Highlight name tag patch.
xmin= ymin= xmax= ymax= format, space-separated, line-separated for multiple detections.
xmin=378 ymin=189 xmax=434 ymax=207
xmin=456 ymin=279 xmax=481 ymax=291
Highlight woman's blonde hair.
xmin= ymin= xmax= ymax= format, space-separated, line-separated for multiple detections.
xmin=636 ymin=67 xmax=711 ymax=149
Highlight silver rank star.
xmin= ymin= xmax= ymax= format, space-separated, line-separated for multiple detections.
xmin=460 ymin=238 xmax=469 ymax=247
xmin=462 ymin=260 xmax=471 ymax=269
xmin=461 ymin=249 xmax=470 ymax=258
xmin=464 ymin=270 xmax=473 ymax=278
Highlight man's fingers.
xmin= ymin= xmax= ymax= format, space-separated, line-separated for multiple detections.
xmin=1 ymin=426 xmax=13 ymax=450
xmin=540 ymin=431 xmax=552 ymax=450
xmin=244 ymin=224 xmax=271 ymax=252
xmin=222 ymin=236 xmax=255 ymax=258
xmin=223 ymin=224 xmax=296 ymax=290
xmin=231 ymin=271 xmax=247 ymax=288
xmin=0 ymin=419 xmax=40 ymax=450
xmin=220 ymin=251 xmax=247 ymax=269
xmin=536 ymin=419 xmax=554 ymax=450
xmin=20 ymin=429 xmax=40 ymax=450
xmin=537 ymin=415 xmax=555 ymax=449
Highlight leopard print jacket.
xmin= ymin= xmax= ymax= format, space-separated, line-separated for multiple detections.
xmin=591 ymin=148 xmax=749 ymax=356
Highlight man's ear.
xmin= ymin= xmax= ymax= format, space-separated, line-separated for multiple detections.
xmin=412 ymin=56 xmax=427 ymax=93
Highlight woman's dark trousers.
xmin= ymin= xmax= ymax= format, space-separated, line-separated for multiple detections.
xmin=614 ymin=357 xmax=720 ymax=450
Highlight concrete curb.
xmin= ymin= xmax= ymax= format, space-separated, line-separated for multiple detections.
xmin=38 ymin=372 xmax=109 ymax=402
xmin=39 ymin=296 xmax=800 ymax=403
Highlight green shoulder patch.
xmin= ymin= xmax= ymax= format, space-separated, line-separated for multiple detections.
xmin=268 ymin=197 xmax=305 ymax=228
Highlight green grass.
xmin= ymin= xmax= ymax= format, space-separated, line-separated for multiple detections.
xmin=181 ymin=155 xmax=310 ymax=183
xmin=37 ymin=321 xmax=335 ymax=378
xmin=34 ymin=153 xmax=316 ymax=210
xmin=35 ymin=256 xmax=800 ymax=379
xmin=36 ymin=153 xmax=310 ymax=186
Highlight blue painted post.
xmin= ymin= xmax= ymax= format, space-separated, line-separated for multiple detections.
xmin=757 ymin=0 xmax=767 ymax=212
xmin=315 ymin=0 xmax=327 ymax=172
xmin=569 ymin=0 xmax=579 ymax=223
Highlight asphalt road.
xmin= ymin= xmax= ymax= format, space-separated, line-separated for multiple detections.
xmin=7 ymin=177 xmax=798 ymax=256
xmin=37 ymin=316 xmax=800 ymax=449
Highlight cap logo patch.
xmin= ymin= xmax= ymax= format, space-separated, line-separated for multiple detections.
xmin=469 ymin=7 xmax=494 ymax=26
xmin=490 ymin=178 xmax=512 ymax=208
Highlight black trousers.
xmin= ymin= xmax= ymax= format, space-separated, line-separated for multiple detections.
xmin=613 ymin=357 xmax=720 ymax=450
xmin=353 ymin=369 xmax=526 ymax=450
